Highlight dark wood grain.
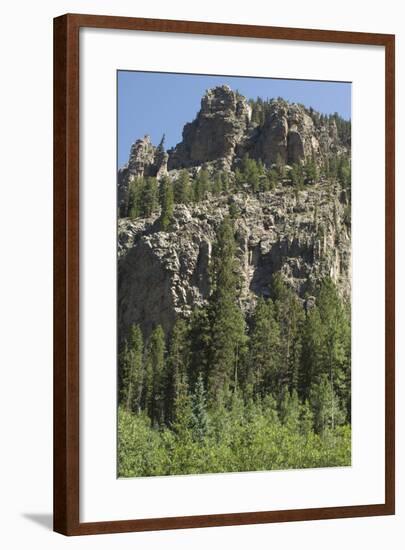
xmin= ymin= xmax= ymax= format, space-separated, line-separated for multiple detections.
xmin=60 ymin=12 xmax=394 ymax=45
xmin=53 ymin=13 xmax=395 ymax=536
xmin=53 ymin=15 xmax=68 ymax=534
xmin=53 ymin=14 xmax=80 ymax=535
xmin=384 ymin=35 xmax=395 ymax=516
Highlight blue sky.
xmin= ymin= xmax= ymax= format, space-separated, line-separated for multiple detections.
xmin=118 ymin=71 xmax=351 ymax=168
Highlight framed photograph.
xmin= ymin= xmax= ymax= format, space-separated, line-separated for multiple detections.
xmin=53 ymin=13 xmax=395 ymax=535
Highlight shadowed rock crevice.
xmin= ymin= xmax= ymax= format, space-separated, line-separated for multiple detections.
xmin=118 ymin=238 xmax=177 ymax=342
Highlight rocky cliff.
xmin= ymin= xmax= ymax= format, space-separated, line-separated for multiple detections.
xmin=118 ymin=86 xmax=351 ymax=340
xmin=168 ymin=86 xmax=252 ymax=170
xmin=118 ymin=135 xmax=168 ymax=213
xmin=167 ymin=86 xmax=347 ymax=170
xmin=118 ymin=184 xmax=350 ymax=339
xmin=249 ymin=101 xmax=323 ymax=166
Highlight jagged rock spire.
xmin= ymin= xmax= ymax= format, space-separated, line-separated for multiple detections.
xmin=127 ymin=135 xmax=168 ymax=179
xmin=168 ymin=86 xmax=252 ymax=170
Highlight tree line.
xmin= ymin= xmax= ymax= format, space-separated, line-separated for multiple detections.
xmin=118 ymin=216 xmax=351 ymax=475
xmin=121 ymin=152 xmax=350 ymax=226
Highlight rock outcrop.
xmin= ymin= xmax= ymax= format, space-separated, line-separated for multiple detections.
xmin=166 ymin=88 xmax=347 ymax=171
xmin=168 ymin=85 xmax=252 ymax=170
xmin=118 ymin=182 xmax=351 ymax=340
xmin=125 ymin=134 xmax=168 ymax=178
xmin=248 ymin=101 xmax=319 ymax=165
xmin=118 ymin=135 xmax=168 ymax=213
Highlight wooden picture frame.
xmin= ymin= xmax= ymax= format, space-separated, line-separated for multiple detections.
xmin=54 ymin=13 xmax=395 ymax=536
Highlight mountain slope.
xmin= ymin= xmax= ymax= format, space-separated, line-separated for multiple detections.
xmin=117 ymin=85 xmax=351 ymax=340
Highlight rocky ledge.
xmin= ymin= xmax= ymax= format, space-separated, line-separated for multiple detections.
xmin=118 ymin=181 xmax=351 ymax=340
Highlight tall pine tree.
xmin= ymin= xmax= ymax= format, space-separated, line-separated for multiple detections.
xmin=317 ymin=278 xmax=351 ymax=419
xmin=145 ymin=325 xmax=166 ymax=426
xmin=119 ymin=324 xmax=144 ymax=413
xmin=187 ymin=306 xmax=211 ymax=390
xmin=159 ymin=176 xmax=174 ymax=230
xmin=299 ymin=304 xmax=323 ymax=400
xmin=165 ymin=319 xmax=190 ymax=425
xmin=190 ymin=373 xmax=208 ymax=442
xmin=247 ymin=297 xmax=280 ymax=397
xmin=174 ymin=170 xmax=190 ymax=204
xmin=207 ymin=217 xmax=247 ymax=402
xmin=272 ymin=273 xmax=305 ymax=394
xmin=140 ymin=177 xmax=158 ymax=217
xmin=127 ymin=177 xmax=144 ymax=218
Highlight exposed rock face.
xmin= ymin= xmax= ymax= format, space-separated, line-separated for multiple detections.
xmin=125 ymin=135 xmax=169 ymax=179
xmin=117 ymin=86 xmax=351 ymax=341
xmin=166 ymin=88 xmax=347 ymax=172
xmin=118 ymin=182 xmax=351 ymax=340
xmin=250 ymin=101 xmax=317 ymax=165
xmin=127 ymin=136 xmax=156 ymax=177
xmin=118 ymin=135 xmax=168 ymax=214
xmin=168 ymin=85 xmax=252 ymax=170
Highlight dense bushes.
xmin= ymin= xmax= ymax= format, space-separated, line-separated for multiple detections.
xmin=118 ymin=403 xmax=351 ymax=477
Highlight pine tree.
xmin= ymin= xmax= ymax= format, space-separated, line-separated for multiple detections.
xmin=174 ymin=169 xmax=190 ymax=204
xmin=188 ymin=307 xmax=211 ymax=390
xmin=190 ymin=373 xmax=208 ymax=442
xmin=317 ymin=278 xmax=351 ymax=418
xmin=228 ymin=200 xmax=240 ymax=220
xmin=221 ymin=171 xmax=230 ymax=193
xmin=119 ymin=324 xmax=144 ymax=413
xmin=241 ymin=154 xmax=260 ymax=192
xmin=299 ymin=304 xmax=323 ymax=400
xmin=267 ymin=168 xmax=278 ymax=190
xmin=171 ymin=380 xmax=192 ymax=439
xmin=119 ymin=343 xmax=131 ymax=405
xmin=271 ymin=273 xmax=305 ymax=394
xmin=258 ymin=173 xmax=271 ymax=192
xmin=328 ymin=155 xmax=338 ymax=179
xmin=300 ymin=399 xmax=314 ymax=435
xmin=290 ymin=163 xmax=304 ymax=188
xmin=127 ymin=177 xmax=144 ymax=218
xmin=259 ymin=108 xmax=266 ymax=126
xmin=247 ymin=297 xmax=280 ymax=397
xmin=304 ymin=157 xmax=319 ymax=184
xmin=234 ymin=168 xmax=244 ymax=189
xmin=207 ymin=217 xmax=247 ymax=402
xmin=159 ymin=176 xmax=174 ymax=230
xmin=154 ymin=134 xmax=167 ymax=176
xmin=338 ymin=156 xmax=351 ymax=192
xmin=310 ymin=374 xmax=345 ymax=433
xmin=299 ymin=279 xmax=351 ymax=419
xmin=213 ymin=172 xmax=223 ymax=196
xmin=156 ymin=133 xmax=166 ymax=155
xmin=145 ymin=325 xmax=166 ymax=426
xmin=195 ymin=168 xmax=211 ymax=201
xmin=165 ymin=319 xmax=190 ymax=425
xmin=275 ymin=153 xmax=286 ymax=178
xmin=140 ymin=177 xmax=158 ymax=217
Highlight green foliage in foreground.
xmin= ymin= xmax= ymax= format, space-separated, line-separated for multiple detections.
xmin=118 ymin=403 xmax=351 ymax=477
xmin=118 ymin=217 xmax=351 ymax=477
